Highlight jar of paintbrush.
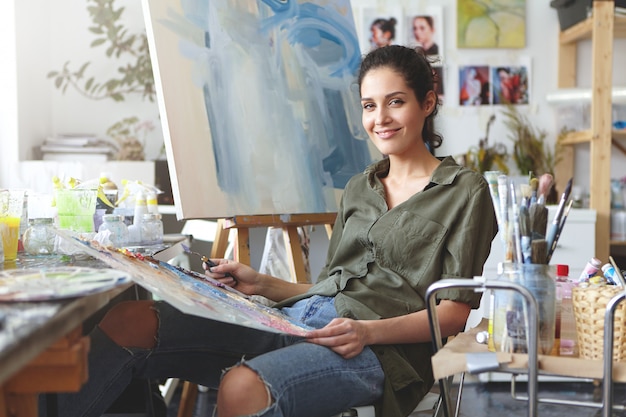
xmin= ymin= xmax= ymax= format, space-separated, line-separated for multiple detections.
xmin=491 ymin=262 xmax=557 ymax=355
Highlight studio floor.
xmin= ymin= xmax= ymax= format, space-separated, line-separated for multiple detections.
xmin=160 ymin=377 xmax=626 ymax=417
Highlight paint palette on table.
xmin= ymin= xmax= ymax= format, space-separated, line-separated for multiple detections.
xmin=60 ymin=233 xmax=312 ymax=336
xmin=0 ymin=267 xmax=131 ymax=301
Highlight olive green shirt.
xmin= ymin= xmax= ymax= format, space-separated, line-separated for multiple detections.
xmin=277 ymin=156 xmax=498 ymax=417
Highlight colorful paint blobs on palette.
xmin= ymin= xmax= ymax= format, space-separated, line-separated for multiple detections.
xmin=64 ymin=235 xmax=312 ymax=336
xmin=0 ymin=267 xmax=131 ymax=301
xmin=143 ymin=0 xmax=374 ymax=218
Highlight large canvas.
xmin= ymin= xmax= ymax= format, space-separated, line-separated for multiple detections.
xmin=142 ymin=0 xmax=375 ymax=219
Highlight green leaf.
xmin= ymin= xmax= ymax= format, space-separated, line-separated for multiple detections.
xmin=54 ymin=77 xmax=63 ymax=89
xmin=91 ymin=38 xmax=107 ymax=47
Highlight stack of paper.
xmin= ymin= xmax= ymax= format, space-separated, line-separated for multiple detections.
xmin=40 ymin=134 xmax=117 ymax=162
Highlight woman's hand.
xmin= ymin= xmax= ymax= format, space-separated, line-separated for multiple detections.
xmin=202 ymin=259 xmax=261 ymax=296
xmin=305 ymin=318 xmax=371 ymax=359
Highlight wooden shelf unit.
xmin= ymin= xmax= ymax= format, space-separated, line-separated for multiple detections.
xmin=556 ymin=0 xmax=626 ymax=261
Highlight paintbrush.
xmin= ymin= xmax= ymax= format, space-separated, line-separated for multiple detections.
xmin=529 ymin=177 xmax=539 ymax=206
xmin=546 ymin=178 xmax=573 ymax=261
xmin=181 ymin=243 xmax=232 ymax=277
xmin=537 ymin=173 xmax=553 ymax=204
xmin=546 ymin=199 xmax=573 ymax=263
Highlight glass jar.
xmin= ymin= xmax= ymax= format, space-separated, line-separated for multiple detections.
xmin=98 ymin=214 xmax=129 ymax=248
xmin=492 ymin=263 xmax=556 ymax=355
xmin=23 ymin=218 xmax=56 ymax=256
xmin=140 ymin=213 xmax=163 ymax=245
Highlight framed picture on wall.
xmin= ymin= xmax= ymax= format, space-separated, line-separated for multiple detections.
xmin=360 ymin=7 xmax=403 ymax=53
xmin=457 ymin=0 xmax=526 ymax=48
xmin=491 ymin=65 xmax=529 ymax=105
xmin=404 ymin=6 xmax=444 ymax=59
xmin=459 ymin=65 xmax=490 ymax=106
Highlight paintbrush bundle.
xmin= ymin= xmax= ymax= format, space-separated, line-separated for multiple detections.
xmin=484 ymin=173 xmax=573 ymax=265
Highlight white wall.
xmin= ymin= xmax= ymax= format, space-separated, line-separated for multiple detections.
xmin=1 ymin=0 xmax=625 ymax=195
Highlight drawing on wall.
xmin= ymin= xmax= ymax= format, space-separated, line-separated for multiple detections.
xmin=491 ymin=65 xmax=529 ymax=105
xmin=459 ymin=65 xmax=490 ymax=106
xmin=457 ymin=0 xmax=526 ymax=48
xmin=142 ymin=0 xmax=375 ymax=219
xmin=405 ymin=7 xmax=444 ymax=58
xmin=360 ymin=7 xmax=403 ymax=53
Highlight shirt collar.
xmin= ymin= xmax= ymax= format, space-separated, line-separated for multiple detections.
xmin=365 ymin=155 xmax=463 ymax=187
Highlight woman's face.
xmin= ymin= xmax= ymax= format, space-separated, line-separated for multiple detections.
xmin=413 ymin=17 xmax=433 ymax=43
xmin=371 ymin=26 xmax=391 ymax=47
xmin=360 ymin=67 xmax=434 ymax=157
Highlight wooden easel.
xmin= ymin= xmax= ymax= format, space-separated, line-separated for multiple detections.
xmin=176 ymin=212 xmax=336 ymax=417
xmin=209 ymin=213 xmax=336 ymax=283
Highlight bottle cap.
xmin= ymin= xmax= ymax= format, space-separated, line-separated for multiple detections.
xmin=556 ymin=264 xmax=569 ymax=277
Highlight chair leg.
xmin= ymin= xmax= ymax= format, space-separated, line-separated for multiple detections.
xmin=176 ymin=381 xmax=198 ymax=417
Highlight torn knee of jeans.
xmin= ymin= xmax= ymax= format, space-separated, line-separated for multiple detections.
xmin=221 ymin=359 xmax=276 ymax=413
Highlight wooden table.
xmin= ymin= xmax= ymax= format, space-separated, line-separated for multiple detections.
xmin=0 ymin=256 xmax=133 ymax=417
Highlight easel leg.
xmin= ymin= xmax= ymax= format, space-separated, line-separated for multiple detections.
xmin=283 ymin=226 xmax=307 ymax=283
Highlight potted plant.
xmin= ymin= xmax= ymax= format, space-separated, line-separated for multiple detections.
xmin=47 ymin=0 xmax=160 ymax=160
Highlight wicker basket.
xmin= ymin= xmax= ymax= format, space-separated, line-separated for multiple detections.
xmin=572 ymin=285 xmax=626 ymax=362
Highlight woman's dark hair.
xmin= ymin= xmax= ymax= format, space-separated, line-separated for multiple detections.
xmin=357 ymin=45 xmax=442 ymax=150
xmin=371 ymin=17 xmax=397 ymax=40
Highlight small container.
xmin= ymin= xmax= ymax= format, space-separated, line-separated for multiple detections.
xmin=98 ymin=214 xmax=129 ymax=248
xmin=23 ymin=218 xmax=56 ymax=256
xmin=492 ymin=262 xmax=556 ymax=355
xmin=140 ymin=213 xmax=163 ymax=245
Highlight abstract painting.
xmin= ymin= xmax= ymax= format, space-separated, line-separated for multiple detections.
xmin=457 ymin=0 xmax=526 ymax=48
xmin=142 ymin=0 xmax=375 ymax=219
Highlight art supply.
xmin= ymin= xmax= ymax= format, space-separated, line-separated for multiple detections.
xmin=181 ymin=243 xmax=232 ymax=277
xmin=577 ymin=257 xmax=602 ymax=283
xmin=498 ymin=175 xmax=512 ymax=261
xmin=531 ymin=239 xmax=548 ymax=265
xmin=529 ymin=200 xmax=547 ymax=241
xmin=0 ymin=189 xmax=26 ymax=262
xmin=537 ymin=173 xmax=554 ymax=203
xmin=602 ymin=263 xmax=620 ymax=286
xmin=519 ymin=204 xmax=532 ymax=264
xmin=608 ymin=255 xmax=626 ymax=287
xmin=510 ymin=183 xmax=523 ymax=264
xmin=545 ymin=178 xmax=573 ymax=259
xmin=98 ymin=214 xmax=129 ymax=248
xmin=555 ymin=264 xmax=577 ymax=356
xmin=484 ymin=171 xmax=506 ymax=245
xmin=23 ymin=218 xmax=56 ymax=256
xmin=529 ymin=177 xmax=539 ymax=206
xmin=546 ymin=199 xmax=573 ymax=263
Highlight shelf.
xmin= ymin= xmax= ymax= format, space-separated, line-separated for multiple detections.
xmin=560 ymin=13 xmax=626 ymax=44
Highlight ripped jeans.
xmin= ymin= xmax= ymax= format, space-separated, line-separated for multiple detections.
xmin=56 ymin=295 xmax=385 ymax=417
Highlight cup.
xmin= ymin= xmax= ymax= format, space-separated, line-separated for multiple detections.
xmin=0 ymin=189 xmax=26 ymax=261
xmin=492 ymin=263 xmax=557 ymax=355
xmin=55 ymin=188 xmax=98 ymax=233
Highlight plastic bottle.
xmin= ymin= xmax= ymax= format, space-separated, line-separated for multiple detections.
xmin=577 ymin=257 xmax=602 ymax=283
xmin=146 ymin=192 xmax=159 ymax=214
xmin=133 ymin=191 xmax=148 ymax=226
xmin=556 ymin=264 xmax=578 ymax=356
